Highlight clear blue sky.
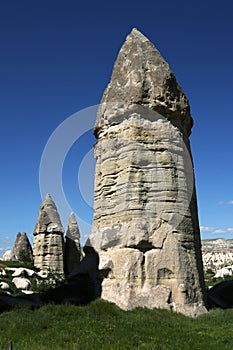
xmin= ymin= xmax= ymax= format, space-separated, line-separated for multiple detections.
xmin=0 ymin=0 xmax=232 ymax=255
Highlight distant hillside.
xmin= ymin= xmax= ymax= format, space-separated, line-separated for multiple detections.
xmin=202 ymin=238 xmax=233 ymax=272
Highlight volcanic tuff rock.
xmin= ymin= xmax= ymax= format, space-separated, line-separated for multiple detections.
xmin=64 ymin=212 xmax=82 ymax=275
xmin=13 ymin=233 xmax=21 ymax=257
xmin=0 ymin=282 xmax=10 ymax=290
xmin=94 ymin=28 xmax=193 ymax=138
xmin=12 ymin=277 xmax=31 ymax=290
xmin=88 ymin=28 xmax=207 ymax=316
xmin=13 ymin=232 xmax=33 ymax=262
xmin=33 ymin=194 xmax=65 ymax=274
xmin=11 ymin=268 xmax=36 ymax=278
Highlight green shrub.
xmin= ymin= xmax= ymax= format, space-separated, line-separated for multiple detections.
xmin=0 ymin=260 xmax=35 ymax=270
xmin=18 ymin=250 xmax=33 ymax=265
xmin=30 ymin=270 xmax=65 ymax=294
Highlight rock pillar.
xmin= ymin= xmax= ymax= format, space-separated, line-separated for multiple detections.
xmin=64 ymin=212 xmax=82 ymax=275
xmin=88 ymin=28 xmax=207 ymax=316
xmin=33 ymin=194 xmax=65 ymax=274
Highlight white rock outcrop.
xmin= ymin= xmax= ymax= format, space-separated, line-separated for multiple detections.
xmin=11 ymin=268 xmax=36 ymax=278
xmin=0 ymin=282 xmax=10 ymax=290
xmin=214 ymin=267 xmax=233 ymax=279
xmin=12 ymin=277 xmax=31 ymax=290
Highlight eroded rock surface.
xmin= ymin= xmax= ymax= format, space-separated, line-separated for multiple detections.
xmin=64 ymin=213 xmax=82 ymax=275
xmin=33 ymin=194 xmax=65 ymax=274
xmin=88 ymin=28 xmax=207 ymax=316
xmin=13 ymin=232 xmax=33 ymax=262
xmin=12 ymin=277 xmax=31 ymax=290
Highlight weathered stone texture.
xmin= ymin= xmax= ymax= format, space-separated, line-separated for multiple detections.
xmin=88 ymin=28 xmax=207 ymax=316
xmin=13 ymin=232 xmax=33 ymax=262
xmin=12 ymin=277 xmax=31 ymax=290
xmin=64 ymin=213 xmax=82 ymax=275
xmin=94 ymin=28 xmax=193 ymax=138
xmin=33 ymin=194 xmax=64 ymax=274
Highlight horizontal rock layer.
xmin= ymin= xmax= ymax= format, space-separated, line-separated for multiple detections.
xmin=33 ymin=233 xmax=64 ymax=273
xmin=90 ymin=110 xmax=194 ymax=251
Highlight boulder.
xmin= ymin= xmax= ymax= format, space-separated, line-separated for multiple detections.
xmin=12 ymin=268 xmax=36 ymax=278
xmin=21 ymin=290 xmax=34 ymax=295
xmin=0 ymin=282 xmax=10 ymax=290
xmin=12 ymin=277 xmax=31 ymax=290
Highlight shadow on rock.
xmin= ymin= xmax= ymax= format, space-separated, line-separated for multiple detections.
xmin=0 ymin=247 xmax=102 ymax=313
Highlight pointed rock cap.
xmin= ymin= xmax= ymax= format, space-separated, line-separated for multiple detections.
xmin=13 ymin=232 xmax=33 ymax=261
xmin=66 ymin=212 xmax=80 ymax=241
xmin=94 ymin=28 xmax=193 ymax=136
xmin=33 ymin=193 xmax=65 ymax=235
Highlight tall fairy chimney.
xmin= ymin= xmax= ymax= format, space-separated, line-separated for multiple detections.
xmin=87 ymin=28 xmax=207 ymax=316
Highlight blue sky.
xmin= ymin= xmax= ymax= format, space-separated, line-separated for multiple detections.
xmin=0 ymin=0 xmax=232 ymax=254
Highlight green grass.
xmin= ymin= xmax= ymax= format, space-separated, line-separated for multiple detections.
xmin=204 ymin=269 xmax=233 ymax=289
xmin=0 ymin=299 xmax=233 ymax=349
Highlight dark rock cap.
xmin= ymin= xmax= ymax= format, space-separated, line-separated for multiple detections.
xmin=94 ymin=28 xmax=193 ymax=137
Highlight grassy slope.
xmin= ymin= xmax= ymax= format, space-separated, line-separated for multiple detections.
xmin=0 ymin=299 xmax=233 ymax=349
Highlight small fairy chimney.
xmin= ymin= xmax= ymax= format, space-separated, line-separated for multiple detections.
xmin=33 ymin=194 xmax=65 ymax=274
xmin=13 ymin=232 xmax=33 ymax=262
xmin=64 ymin=212 xmax=82 ymax=275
